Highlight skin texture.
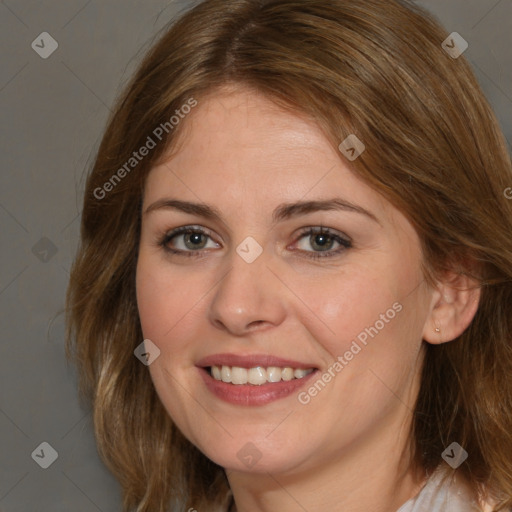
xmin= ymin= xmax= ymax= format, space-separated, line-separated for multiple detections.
xmin=136 ymin=84 xmax=480 ymax=512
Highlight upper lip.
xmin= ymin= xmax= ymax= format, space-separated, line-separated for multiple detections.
xmin=196 ymin=353 xmax=317 ymax=369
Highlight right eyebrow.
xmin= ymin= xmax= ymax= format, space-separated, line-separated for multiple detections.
xmin=143 ymin=199 xmax=223 ymax=221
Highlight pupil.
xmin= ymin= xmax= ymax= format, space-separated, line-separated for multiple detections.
xmin=186 ymin=233 xmax=205 ymax=248
xmin=313 ymin=233 xmax=332 ymax=250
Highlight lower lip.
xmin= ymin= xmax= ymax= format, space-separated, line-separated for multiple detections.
xmin=198 ymin=367 xmax=318 ymax=406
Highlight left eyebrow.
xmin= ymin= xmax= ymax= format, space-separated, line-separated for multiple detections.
xmin=271 ymin=198 xmax=380 ymax=226
xmin=143 ymin=198 xmax=381 ymax=226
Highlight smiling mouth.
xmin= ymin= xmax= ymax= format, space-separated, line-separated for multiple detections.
xmin=209 ymin=365 xmax=315 ymax=385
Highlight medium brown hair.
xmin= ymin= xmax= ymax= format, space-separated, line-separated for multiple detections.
xmin=65 ymin=0 xmax=512 ymax=510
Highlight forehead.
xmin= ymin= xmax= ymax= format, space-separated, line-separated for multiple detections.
xmin=175 ymin=87 xmax=335 ymax=166
xmin=143 ymin=86 xmax=392 ymax=223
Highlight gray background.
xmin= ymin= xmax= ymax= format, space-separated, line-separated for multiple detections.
xmin=0 ymin=0 xmax=511 ymax=510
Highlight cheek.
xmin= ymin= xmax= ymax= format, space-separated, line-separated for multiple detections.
xmin=300 ymin=258 xmax=426 ymax=380
xmin=135 ymin=253 xmax=214 ymax=373
xmin=296 ymin=267 xmax=401 ymax=357
xmin=135 ymin=240 xmax=425 ymax=364
xmin=136 ymin=257 xmax=204 ymax=430
xmin=136 ymin=254 xmax=194 ymax=341
xmin=136 ymin=260 xmax=165 ymax=339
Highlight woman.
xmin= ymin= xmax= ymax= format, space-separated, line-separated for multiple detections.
xmin=65 ymin=0 xmax=512 ymax=511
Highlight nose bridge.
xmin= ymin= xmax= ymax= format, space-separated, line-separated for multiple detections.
xmin=208 ymin=237 xmax=286 ymax=333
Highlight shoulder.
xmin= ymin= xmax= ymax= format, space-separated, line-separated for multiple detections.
xmin=398 ymin=465 xmax=499 ymax=512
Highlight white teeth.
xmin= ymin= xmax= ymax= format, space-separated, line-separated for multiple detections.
xmin=281 ymin=367 xmax=294 ymax=381
xmin=294 ymin=369 xmax=310 ymax=379
xmin=209 ymin=365 xmax=314 ymax=385
xmin=211 ymin=365 xmax=222 ymax=380
xmin=221 ymin=365 xmax=231 ymax=383
xmin=267 ymin=366 xmax=282 ymax=382
xmin=248 ymin=367 xmax=267 ymax=385
xmin=231 ymin=366 xmax=248 ymax=385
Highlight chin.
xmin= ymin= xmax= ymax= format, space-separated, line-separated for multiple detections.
xmin=199 ymin=436 xmax=311 ymax=475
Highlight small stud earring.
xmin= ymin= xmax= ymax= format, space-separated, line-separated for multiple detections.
xmin=435 ymin=327 xmax=440 ymax=333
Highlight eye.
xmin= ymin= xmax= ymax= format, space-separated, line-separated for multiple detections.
xmin=157 ymin=225 xmax=352 ymax=260
xmin=159 ymin=226 xmax=219 ymax=257
xmin=292 ymin=226 xmax=352 ymax=259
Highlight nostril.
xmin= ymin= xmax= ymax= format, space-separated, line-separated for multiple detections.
xmin=248 ymin=320 xmax=266 ymax=329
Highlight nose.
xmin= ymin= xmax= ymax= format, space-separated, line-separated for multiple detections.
xmin=208 ymin=244 xmax=287 ymax=336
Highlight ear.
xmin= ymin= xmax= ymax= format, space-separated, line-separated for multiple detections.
xmin=422 ymin=270 xmax=481 ymax=345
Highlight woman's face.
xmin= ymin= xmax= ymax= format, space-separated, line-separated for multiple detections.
xmin=136 ymin=85 xmax=435 ymax=475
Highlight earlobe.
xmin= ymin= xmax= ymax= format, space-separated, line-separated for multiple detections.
xmin=423 ymin=272 xmax=481 ymax=345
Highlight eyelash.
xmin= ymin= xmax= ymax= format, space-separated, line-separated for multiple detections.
xmin=157 ymin=225 xmax=352 ymax=260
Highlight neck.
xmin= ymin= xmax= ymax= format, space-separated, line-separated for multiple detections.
xmin=226 ymin=407 xmax=427 ymax=512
